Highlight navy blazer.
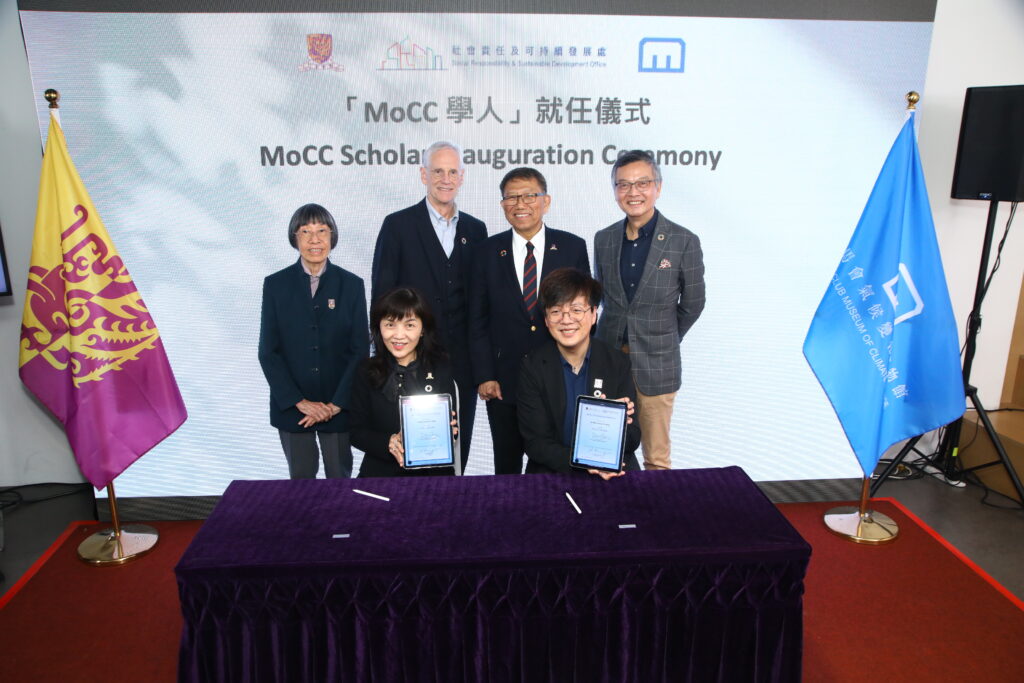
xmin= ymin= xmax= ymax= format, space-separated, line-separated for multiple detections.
xmin=258 ymin=260 xmax=368 ymax=433
xmin=371 ymin=199 xmax=487 ymax=355
xmin=468 ymin=227 xmax=590 ymax=404
xmin=350 ymin=359 xmax=457 ymax=478
xmin=517 ymin=339 xmax=641 ymax=475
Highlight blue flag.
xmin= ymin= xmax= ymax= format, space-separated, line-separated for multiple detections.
xmin=803 ymin=112 xmax=965 ymax=477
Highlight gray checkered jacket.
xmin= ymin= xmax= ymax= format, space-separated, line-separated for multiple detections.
xmin=594 ymin=213 xmax=705 ymax=395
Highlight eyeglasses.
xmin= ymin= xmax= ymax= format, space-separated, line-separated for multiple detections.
xmin=296 ymin=227 xmax=332 ymax=241
xmin=545 ymin=305 xmax=592 ymax=321
xmin=501 ymin=192 xmax=546 ymax=206
xmin=614 ymin=178 xmax=658 ymax=193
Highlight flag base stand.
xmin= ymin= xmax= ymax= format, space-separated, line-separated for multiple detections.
xmin=823 ymin=477 xmax=899 ymax=545
xmin=823 ymin=507 xmax=899 ymax=544
xmin=77 ymin=481 xmax=159 ymax=565
xmin=77 ymin=524 xmax=159 ymax=565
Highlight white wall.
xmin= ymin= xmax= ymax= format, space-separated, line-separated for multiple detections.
xmin=919 ymin=0 xmax=1024 ymax=410
xmin=1 ymin=0 xmax=1022 ymax=486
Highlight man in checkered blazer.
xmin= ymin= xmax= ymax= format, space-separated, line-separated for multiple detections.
xmin=593 ymin=150 xmax=705 ymax=470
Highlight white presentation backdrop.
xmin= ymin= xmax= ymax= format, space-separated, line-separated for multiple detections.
xmin=18 ymin=10 xmax=934 ymax=495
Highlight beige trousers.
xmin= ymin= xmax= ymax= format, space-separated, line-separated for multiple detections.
xmin=621 ymin=344 xmax=676 ymax=470
xmin=635 ymin=389 xmax=676 ymax=470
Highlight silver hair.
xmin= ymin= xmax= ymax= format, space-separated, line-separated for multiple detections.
xmin=422 ymin=141 xmax=463 ymax=170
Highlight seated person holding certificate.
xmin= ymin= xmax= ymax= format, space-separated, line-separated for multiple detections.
xmin=351 ymin=287 xmax=458 ymax=478
xmin=518 ymin=268 xmax=641 ymax=479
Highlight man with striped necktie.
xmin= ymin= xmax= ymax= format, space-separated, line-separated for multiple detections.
xmin=469 ymin=167 xmax=590 ymax=474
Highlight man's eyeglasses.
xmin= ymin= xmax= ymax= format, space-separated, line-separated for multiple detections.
xmin=545 ymin=305 xmax=592 ymax=321
xmin=614 ymin=178 xmax=658 ymax=193
xmin=501 ymin=192 xmax=546 ymax=206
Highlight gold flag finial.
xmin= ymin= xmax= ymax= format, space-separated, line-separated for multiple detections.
xmin=906 ymin=91 xmax=919 ymax=111
xmin=44 ymin=89 xmax=60 ymax=108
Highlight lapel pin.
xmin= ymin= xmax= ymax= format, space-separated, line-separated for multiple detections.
xmin=658 ymin=258 xmax=672 ymax=269
xmin=425 ymin=385 xmax=433 ymax=392
xmin=461 ymin=237 xmax=467 ymax=244
xmin=500 ymin=249 xmax=508 ymax=257
xmin=657 ymin=233 xmax=666 ymax=241
xmin=426 ymin=372 xmax=435 ymax=380
xmin=593 ymin=378 xmax=604 ymax=396
xmin=328 ymin=298 xmax=336 ymax=309
xmin=549 ymin=243 xmax=558 ymax=251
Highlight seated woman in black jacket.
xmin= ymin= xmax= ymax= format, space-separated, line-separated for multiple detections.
xmin=351 ymin=287 xmax=458 ymax=477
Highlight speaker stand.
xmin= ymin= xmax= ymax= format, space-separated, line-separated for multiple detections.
xmin=935 ymin=199 xmax=1024 ymax=502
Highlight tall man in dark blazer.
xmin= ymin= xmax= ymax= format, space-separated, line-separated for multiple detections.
xmin=517 ymin=267 xmax=640 ymax=477
xmin=594 ymin=150 xmax=705 ymax=471
xmin=372 ymin=141 xmax=488 ymax=469
xmin=469 ymin=167 xmax=590 ymax=474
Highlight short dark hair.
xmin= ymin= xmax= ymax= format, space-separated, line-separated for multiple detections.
xmin=539 ymin=267 xmax=602 ymax=311
xmin=610 ymin=149 xmax=662 ymax=185
xmin=500 ymin=167 xmax=547 ymax=196
xmin=288 ymin=203 xmax=339 ymax=249
xmin=366 ymin=287 xmax=447 ymax=388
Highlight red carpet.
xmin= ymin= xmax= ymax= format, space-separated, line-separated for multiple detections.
xmin=1 ymin=502 xmax=1021 ymax=682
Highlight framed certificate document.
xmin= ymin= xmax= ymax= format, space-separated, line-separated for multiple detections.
xmin=398 ymin=393 xmax=455 ymax=469
xmin=570 ymin=395 xmax=627 ymax=473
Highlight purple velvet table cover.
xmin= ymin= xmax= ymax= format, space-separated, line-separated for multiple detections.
xmin=175 ymin=467 xmax=810 ymax=682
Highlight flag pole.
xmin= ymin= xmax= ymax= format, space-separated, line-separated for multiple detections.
xmin=820 ymin=91 xmax=924 ymax=546
xmin=77 ymin=480 xmax=160 ymax=565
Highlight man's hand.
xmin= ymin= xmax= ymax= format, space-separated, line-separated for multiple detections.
xmin=587 ymin=468 xmax=626 ymax=480
xmin=478 ymin=381 xmax=503 ymax=401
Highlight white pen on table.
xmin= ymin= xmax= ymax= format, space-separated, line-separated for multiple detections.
xmin=353 ymin=488 xmax=390 ymax=502
xmin=565 ymin=491 xmax=582 ymax=514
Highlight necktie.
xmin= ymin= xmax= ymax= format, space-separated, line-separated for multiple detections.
xmin=523 ymin=241 xmax=538 ymax=317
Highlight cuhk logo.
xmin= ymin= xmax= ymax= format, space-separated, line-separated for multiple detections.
xmin=638 ymin=38 xmax=685 ymax=73
xmin=300 ymin=34 xmax=344 ymax=72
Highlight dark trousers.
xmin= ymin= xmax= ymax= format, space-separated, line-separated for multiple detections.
xmin=278 ymin=430 xmax=353 ymax=479
xmin=452 ymin=357 xmax=477 ymax=472
xmin=486 ymin=400 xmax=526 ymax=475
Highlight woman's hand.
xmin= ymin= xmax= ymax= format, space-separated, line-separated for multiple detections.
xmin=296 ymin=399 xmax=332 ymax=428
xmin=389 ymin=432 xmax=405 ymax=466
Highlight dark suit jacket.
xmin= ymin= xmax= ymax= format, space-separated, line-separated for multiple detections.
xmin=468 ymin=227 xmax=590 ymax=404
xmin=258 ymin=260 xmax=368 ymax=433
xmin=350 ymin=359 xmax=457 ymax=478
xmin=518 ymin=339 xmax=641 ymax=475
xmin=371 ymin=199 xmax=487 ymax=357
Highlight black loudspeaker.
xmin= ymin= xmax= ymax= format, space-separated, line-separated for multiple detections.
xmin=951 ymin=85 xmax=1024 ymax=202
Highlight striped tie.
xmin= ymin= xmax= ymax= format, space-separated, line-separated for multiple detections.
xmin=523 ymin=241 xmax=538 ymax=316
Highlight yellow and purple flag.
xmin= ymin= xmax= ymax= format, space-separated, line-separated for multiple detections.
xmin=19 ymin=111 xmax=187 ymax=489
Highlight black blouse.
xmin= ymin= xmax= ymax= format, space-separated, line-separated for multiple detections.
xmin=350 ymin=357 xmax=457 ymax=478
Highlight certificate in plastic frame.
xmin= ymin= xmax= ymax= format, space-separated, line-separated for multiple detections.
xmin=570 ymin=395 xmax=627 ymax=473
xmin=398 ymin=393 xmax=455 ymax=469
